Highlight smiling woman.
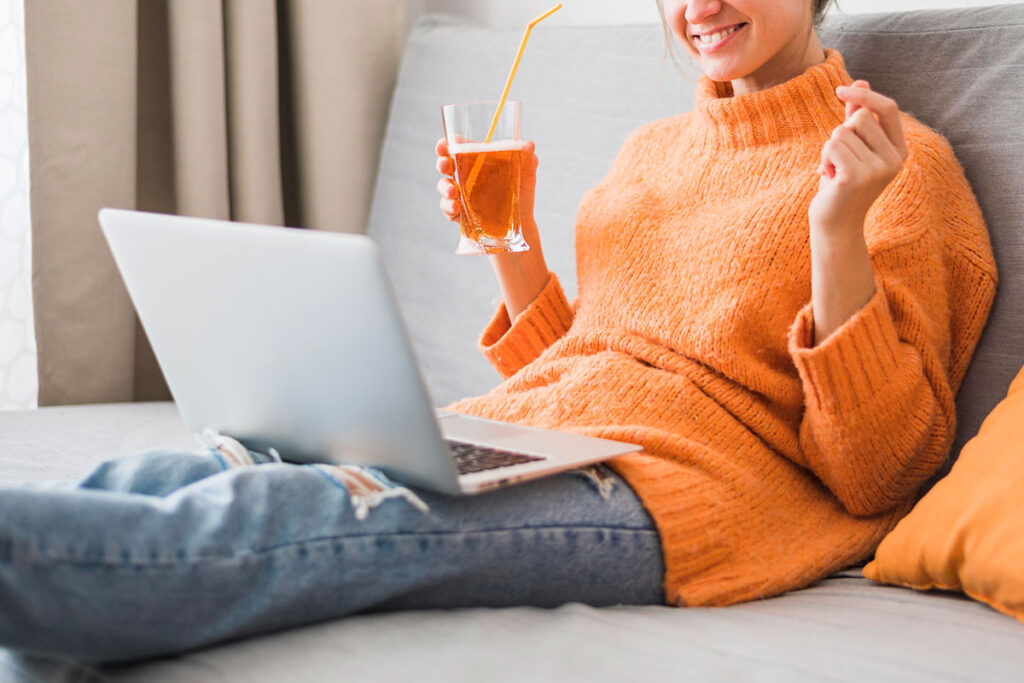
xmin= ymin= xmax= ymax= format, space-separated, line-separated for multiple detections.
xmin=436 ymin=0 xmax=997 ymax=608
xmin=0 ymin=0 xmax=1003 ymax=664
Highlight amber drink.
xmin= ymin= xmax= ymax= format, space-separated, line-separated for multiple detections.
xmin=450 ymin=140 xmax=526 ymax=253
xmin=442 ymin=101 xmax=528 ymax=254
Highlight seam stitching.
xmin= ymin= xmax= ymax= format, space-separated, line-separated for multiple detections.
xmin=10 ymin=526 xmax=661 ymax=568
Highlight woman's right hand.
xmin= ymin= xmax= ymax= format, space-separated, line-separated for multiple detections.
xmin=434 ymin=137 xmax=539 ymax=228
xmin=434 ymin=137 xmax=548 ymax=321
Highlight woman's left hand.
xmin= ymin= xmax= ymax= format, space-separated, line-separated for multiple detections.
xmin=808 ymin=80 xmax=909 ymax=236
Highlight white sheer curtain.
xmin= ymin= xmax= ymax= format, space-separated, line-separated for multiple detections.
xmin=0 ymin=0 xmax=35 ymax=410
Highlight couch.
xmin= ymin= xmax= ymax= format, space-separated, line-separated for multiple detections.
xmin=3 ymin=5 xmax=1024 ymax=681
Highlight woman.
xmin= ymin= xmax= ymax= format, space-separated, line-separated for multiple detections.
xmin=0 ymin=0 xmax=998 ymax=663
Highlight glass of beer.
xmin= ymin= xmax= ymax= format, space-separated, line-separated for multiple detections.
xmin=441 ymin=101 xmax=529 ymax=255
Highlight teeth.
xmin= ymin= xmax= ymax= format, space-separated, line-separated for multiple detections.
xmin=698 ymin=25 xmax=740 ymax=45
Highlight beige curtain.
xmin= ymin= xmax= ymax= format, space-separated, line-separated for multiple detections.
xmin=25 ymin=0 xmax=406 ymax=406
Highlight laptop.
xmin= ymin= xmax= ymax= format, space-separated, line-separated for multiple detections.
xmin=97 ymin=208 xmax=642 ymax=495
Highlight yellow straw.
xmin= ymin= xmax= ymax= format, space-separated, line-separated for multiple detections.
xmin=463 ymin=3 xmax=562 ymax=195
xmin=484 ymin=3 xmax=561 ymax=143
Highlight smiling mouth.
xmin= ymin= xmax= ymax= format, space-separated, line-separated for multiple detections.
xmin=693 ymin=23 xmax=746 ymax=47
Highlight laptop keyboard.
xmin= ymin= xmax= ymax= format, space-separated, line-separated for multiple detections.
xmin=446 ymin=440 xmax=545 ymax=476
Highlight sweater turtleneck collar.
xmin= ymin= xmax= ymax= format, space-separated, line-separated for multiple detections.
xmin=695 ymin=48 xmax=853 ymax=150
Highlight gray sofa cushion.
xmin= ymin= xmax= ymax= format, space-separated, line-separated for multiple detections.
xmin=368 ymin=16 xmax=696 ymax=405
xmin=818 ymin=6 xmax=1024 ymax=472
xmin=367 ymin=6 xmax=1024 ymax=468
xmin=3 ymin=402 xmax=1024 ymax=681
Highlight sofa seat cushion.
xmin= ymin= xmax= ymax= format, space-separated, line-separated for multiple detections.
xmin=2 ymin=402 xmax=1024 ymax=681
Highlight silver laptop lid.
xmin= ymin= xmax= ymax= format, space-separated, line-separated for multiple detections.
xmin=98 ymin=208 xmax=461 ymax=494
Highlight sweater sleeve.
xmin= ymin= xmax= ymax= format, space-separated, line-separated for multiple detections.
xmin=478 ymin=272 xmax=575 ymax=379
xmin=786 ymin=148 xmax=997 ymax=517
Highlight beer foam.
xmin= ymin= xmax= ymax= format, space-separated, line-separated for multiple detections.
xmin=449 ymin=139 xmax=524 ymax=154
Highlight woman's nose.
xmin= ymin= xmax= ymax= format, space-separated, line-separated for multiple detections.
xmin=684 ymin=0 xmax=724 ymax=27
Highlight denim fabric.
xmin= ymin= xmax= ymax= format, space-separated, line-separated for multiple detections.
xmin=0 ymin=448 xmax=663 ymax=663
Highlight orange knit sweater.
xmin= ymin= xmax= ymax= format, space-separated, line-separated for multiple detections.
xmin=446 ymin=49 xmax=998 ymax=606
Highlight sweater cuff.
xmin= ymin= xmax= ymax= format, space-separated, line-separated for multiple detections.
xmin=787 ymin=283 xmax=903 ymax=412
xmin=479 ymin=272 xmax=574 ymax=379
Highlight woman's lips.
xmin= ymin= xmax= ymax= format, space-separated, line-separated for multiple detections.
xmin=692 ymin=23 xmax=746 ymax=54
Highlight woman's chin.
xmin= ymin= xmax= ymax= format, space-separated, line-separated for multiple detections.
xmin=700 ymin=59 xmax=751 ymax=85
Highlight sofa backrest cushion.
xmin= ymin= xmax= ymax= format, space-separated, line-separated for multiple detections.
xmin=367 ymin=6 xmax=1024 ymax=467
xmin=368 ymin=16 xmax=693 ymax=405
xmin=818 ymin=7 xmax=1024 ymax=470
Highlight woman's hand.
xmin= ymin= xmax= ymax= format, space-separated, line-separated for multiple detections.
xmin=808 ymin=80 xmax=909 ymax=236
xmin=433 ymin=137 xmax=549 ymax=321
xmin=805 ymin=81 xmax=909 ymax=345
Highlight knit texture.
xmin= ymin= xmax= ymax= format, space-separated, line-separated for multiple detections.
xmin=446 ymin=49 xmax=998 ymax=606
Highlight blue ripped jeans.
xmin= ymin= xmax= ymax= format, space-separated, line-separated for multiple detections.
xmin=0 ymin=444 xmax=663 ymax=663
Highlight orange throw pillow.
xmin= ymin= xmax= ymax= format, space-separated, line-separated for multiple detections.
xmin=863 ymin=363 xmax=1024 ymax=623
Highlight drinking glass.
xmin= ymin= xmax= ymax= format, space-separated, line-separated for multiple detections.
xmin=441 ymin=100 xmax=529 ymax=255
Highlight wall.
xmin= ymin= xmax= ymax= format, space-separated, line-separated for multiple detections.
xmin=0 ymin=0 xmax=35 ymax=410
xmin=406 ymin=0 xmax=1023 ymax=28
